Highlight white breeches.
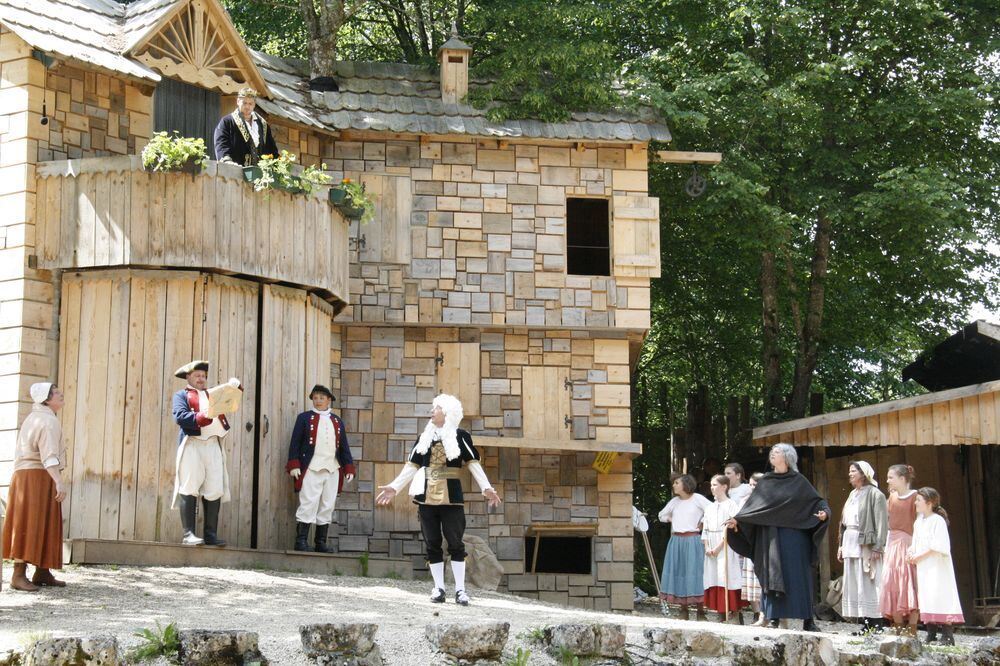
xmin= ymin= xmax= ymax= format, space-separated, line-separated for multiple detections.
xmin=177 ymin=437 xmax=226 ymax=500
xmin=295 ymin=468 xmax=340 ymax=525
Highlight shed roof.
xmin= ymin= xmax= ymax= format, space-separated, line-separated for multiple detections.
xmin=752 ymin=380 xmax=1000 ymax=448
xmin=902 ymin=320 xmax=1000 ymax=391
xmin=2 ymin=0 xmax=671 ymax=142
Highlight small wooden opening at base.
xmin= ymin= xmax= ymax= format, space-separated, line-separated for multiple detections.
xmin=566 ymin=197 xmax=610 ymax=276
xmin=524 ymin=534 xmax=593 ymax=574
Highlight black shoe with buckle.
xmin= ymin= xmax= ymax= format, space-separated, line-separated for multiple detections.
xmin=456 ymin=589 xmax=470 ymax=606
xmin=430 ymin=587 xmax=445 ymax=603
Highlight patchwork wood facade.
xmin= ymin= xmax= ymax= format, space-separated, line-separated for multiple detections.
xmin=0 ymin=0 xmax=670 ymax=611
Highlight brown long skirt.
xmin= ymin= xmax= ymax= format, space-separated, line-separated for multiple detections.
xmin=2 ymin=468 xmax=63 ymax=569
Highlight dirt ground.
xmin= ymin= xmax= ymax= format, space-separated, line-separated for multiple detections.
xmin=0 ymin=563 xmax=983 ymax=664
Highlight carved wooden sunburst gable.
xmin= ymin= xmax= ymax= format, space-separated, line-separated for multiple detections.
xmin=131 ymin=0 xmax=269 ymax=96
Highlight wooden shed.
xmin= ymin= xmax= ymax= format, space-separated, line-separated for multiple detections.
xmin=0 ymin=0 xmax=680 ymax=610
xmin=754 ymin=374 xmax=1000 ymax=624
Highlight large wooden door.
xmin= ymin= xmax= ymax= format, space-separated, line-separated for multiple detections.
xmin=59 ymin=270 xmax=259 ymax=546
xmin=256 ymin=286 xmax=334 ymax=551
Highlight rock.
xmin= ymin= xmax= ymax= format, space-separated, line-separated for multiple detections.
xmin=837 ymin=652 xmax=889 ymax=666
xmin=686 ymin=631 xmax=726 ymax=658
xmin=775 ymin=633 xmax=838 ymax=666
xmin=732 ymin=642 xmax=779 ymax=666
xmin=972 ymin=637 xmax=1000 ymax=665
xmin=545 ymin=623 xmax=626 ymax=658
xmin=878 ymin=636 xmax=922 ymax=660
xmin=25 ymin=636 xmax=118 ymax=666
xmin=299 ymin=623 xmax=382 ymax=666
xmin=644 ymin=628 xmax=726 ymax=658
xmin=177 ymin=630 xmax=268 ymax=666
xmin=645 ymin=628 xmax=684 ymax=655
xmin=424 ymin=622 xmax=509 ymax=660
xmin=547 ymin=624 xmax=596 ymax=656
xmin=595 ymin=624 xmax=626 ymax=658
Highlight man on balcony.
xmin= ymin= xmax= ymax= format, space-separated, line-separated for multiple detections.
xmin=214 ymin=87 xmax=279 ymax=166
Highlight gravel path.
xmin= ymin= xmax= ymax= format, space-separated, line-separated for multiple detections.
xmin=0 ymin=563 xmax=983 ymax=664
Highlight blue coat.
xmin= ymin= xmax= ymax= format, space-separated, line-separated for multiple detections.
xmin=285 ymin=411 xmax=355 ymax=492
xmin=172 ymin=388 xmax=231 ymax=445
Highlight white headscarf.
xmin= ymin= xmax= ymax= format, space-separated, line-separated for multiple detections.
xmin=413 ymin=393 xmax=464 ymax=460
xmin=30 ymin=382 xmax=53 ymax=405
xmin=854 ymin=460 xmax=878 ymax=487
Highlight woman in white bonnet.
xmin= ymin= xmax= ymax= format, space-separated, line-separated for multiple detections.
xmin=377 ymin=394 xmax=501 ymax=605
xmin=2 ymin=382 xmax=67 ymax=592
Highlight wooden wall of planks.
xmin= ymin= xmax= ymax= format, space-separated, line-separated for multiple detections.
xmin=58 ymin=269 xmax=333 ymax=551
xmin=34 ymin=157 xmax=350 ymax=304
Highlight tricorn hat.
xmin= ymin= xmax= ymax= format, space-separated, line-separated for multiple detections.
xmin=309 ymin=384 xmax=335 ymax=401
xmin=175 ymin=360 xmax=209 ymax=379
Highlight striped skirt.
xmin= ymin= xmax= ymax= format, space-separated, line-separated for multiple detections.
xmin=742 ymin=555 xmax=762 ymax=603
xmin=1 ymin=469 xmax=63 ymax=569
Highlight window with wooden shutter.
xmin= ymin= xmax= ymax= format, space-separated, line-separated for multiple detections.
xmin=353 ymin=173 xmax=413 ymax=265
xmin=435 ymin=342 xmax=480 ymax=416
xmin=521 ymin=366 xmax=572 ymax=441
xmin=612 ymin=195 xmax=661 ymax=278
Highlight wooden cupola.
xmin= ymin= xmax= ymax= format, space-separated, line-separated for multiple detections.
xmin=438 ymin=23 xmax=472 ymax=105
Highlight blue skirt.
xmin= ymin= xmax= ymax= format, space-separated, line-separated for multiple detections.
xmin=762 ymin=527 xmax=815 ymax=620
xmin=659 ymin=533 xmax=704 ymax=604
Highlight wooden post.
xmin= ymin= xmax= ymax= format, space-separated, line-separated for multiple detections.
xmin=814 ymin=444 xmax=831 ymax=601
xmin=968 ymin=446 xmax=989 ymax=598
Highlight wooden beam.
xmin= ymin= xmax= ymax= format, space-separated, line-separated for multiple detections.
xmin=475 ymin=435 xmax=641 ymax=454
xmin=655 ymin=150 xmax=722 ymax=165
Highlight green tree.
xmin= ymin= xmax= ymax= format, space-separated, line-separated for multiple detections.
xmin=635 ymin=0 xmax=1000 ymax=420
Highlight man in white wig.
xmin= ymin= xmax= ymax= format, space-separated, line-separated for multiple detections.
xmin=376 ymin=394 xmax=501 ymax=605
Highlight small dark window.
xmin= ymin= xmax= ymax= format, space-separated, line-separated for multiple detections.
xmin=524 ymin=536 xmax=592 ymax=574
xmin=567 ymin=198 xmax=610 ymax=276
xmin=153 ymin=78 xmax=221 ymax=158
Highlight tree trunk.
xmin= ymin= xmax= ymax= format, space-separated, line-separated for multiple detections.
xmin=300 ymin=0 xmax=347 ymax=79
xmin=788 ymin=211 xmax=833 ymax=417
xmin=760 ymin=250 xmax=783 ymax=420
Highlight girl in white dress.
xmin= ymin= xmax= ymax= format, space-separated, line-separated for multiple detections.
xmin=702 ymin=474 xmax=744 ymax=622
xmin=908 ymin=487 xmax=964 ymax=645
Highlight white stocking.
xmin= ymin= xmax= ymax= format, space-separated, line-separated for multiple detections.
xmin=429 ymin=561 xmax=445 ymax=590
xmin=451 ymin=560 xmax=466 ymax=592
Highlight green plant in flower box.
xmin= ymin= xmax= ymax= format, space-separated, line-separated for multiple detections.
xmin=329 ymin=178 xmax=376 ymax=223
xmin=141 ymin=131 xmax=206 ymax=173
xmin=253 ymin=150 xmax=305 ymax=193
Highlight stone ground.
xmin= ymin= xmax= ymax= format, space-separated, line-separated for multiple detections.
xmin=0 ymin=563 xmax=987 ymax=664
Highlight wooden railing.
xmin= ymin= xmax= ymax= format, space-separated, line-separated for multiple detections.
xmin=35 ymin=156 xmax=350 ymax=306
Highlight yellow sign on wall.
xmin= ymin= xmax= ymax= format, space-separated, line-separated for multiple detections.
xmin=592 ymin=451 xmax=618 ymax=474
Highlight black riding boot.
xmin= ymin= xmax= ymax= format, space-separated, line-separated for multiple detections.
xmin=179 ymin=494 xmax=203 ymax=545
xmin=939 ymin=624 xmax=955 ymax=646
xmin=924 ymin=624 xmax=939 ymax=643
xmin=202 ymin=498 xmax=226 ymax=547
xmin=294 ymin=522 xmax=311 ymax=551
xmin=314 ymin=524 xmax=332 ymax=553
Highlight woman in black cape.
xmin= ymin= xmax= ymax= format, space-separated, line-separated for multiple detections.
xmin=726 ymin=443 xmax=830 ymax=631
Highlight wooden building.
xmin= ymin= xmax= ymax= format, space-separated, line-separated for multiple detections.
xmin=0 ymin=0 xmax=672 ymax=610
xmin=753 ymin=323 xmax=1000 ymax=625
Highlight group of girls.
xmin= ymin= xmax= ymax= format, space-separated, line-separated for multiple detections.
xmin=846 ymin=463 xmax=965 ymax=644
xmin=657 ymin=456 xmax=965 ymax=644
xmin=657 ymin=463 xmax=760 ymax=624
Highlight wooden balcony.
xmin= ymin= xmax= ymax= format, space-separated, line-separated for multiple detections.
xmin=34 ymin=156 xmax=350 ymax=307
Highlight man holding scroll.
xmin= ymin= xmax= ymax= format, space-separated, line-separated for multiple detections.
xmin=171 ymin=360 xmax=242 ymax=547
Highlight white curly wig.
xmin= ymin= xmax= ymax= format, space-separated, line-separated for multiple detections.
xmin=414 ymin=393 xmax=464 ymax=459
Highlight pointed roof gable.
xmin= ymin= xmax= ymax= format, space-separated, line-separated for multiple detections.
xmin=126 ymin=0 xmax=269 ymax=96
